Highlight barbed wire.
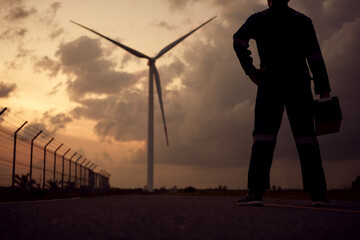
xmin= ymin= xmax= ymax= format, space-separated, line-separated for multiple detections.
xmin=0 ymin=107 xmax=108 ymax=180
xmin=0 ymin=108 xmax=73 ymax=155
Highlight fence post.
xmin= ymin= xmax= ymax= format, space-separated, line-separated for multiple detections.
xmin=0 ymin=107 xmax=7 ymax=115
xmin=43 ymin=138 xmax=54 ymax=189
xmin=91 ymin=165 xmax=97 ymax=189
xmin=84 ymin=161 xmax=91 ymax=187
xmin=53 ymin=143 xmax=63 ymax=182
xmin=104 ymin=172 xmax=110 ymax=190
xmin=88 ymin=163 xmax=94 ymax=170
xmin=30 ymin=130 xmax=42 ymax=188
xmin=69 ymin=152 xmax=77 ymax=188
xmin=88 ymin=169 xmax=93 ymax=190
xmin=79 ymin=158 xmax=87 ymax=189
xmin=99 ymin=170 xmax=104 ymax=190
xmin=74 ymin=155 xmax=82 ymax=189
xmin=12 ymin=121 xmax=27 ymax=188
xmin=61 ymin=148 xmax=71 ymax=189
xmin=106 ymin=173 xmax=110 ymax=189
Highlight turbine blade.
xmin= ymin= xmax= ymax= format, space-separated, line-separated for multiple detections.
xmin=70 ymin=20 xmax=150 ymax=59
xmin=155 ymin=16 xmax=217 ymax=59
xmin=153 ymin=65 xmax=169 ymax=146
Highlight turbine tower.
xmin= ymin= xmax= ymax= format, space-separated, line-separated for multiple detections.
xmin=71 ymin=16 xmax=216 ymax=192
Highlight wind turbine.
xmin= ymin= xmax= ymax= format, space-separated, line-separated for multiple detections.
xmin=71 ymin=16 xmax=216 ymax=192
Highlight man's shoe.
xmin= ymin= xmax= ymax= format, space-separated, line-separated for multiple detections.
xmin=312 ymin=199 xmax=330 ymax=207
xmin=311 ymin=193 xmax=330 ymax=207
xmin=237 ymin=194 xmax=264 ymax=206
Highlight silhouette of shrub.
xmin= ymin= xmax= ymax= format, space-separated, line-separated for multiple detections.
xmin=14 ymin=173 xmax=37 ymax=189
xmin=184 ymin=186 xmax=197 ymax=193
xmin=46 ymin=179 xmax=62 ymax=191
xmin=352 ymin=176 xmax=360 ymax=190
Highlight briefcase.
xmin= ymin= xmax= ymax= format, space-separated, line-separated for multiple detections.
xmin=314 ymin=96 xmax=342 ymax=135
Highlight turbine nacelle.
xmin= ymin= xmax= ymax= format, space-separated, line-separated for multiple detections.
xmin=147 ymin=58 xmax=156 ymax=66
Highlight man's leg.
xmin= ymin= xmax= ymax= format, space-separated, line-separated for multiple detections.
xmin=247 ymin=86 xmax=284 ymax=195
xmin=248 ymin=140 xmax=277 ymax=193
xmin=285 ymin=90 xmax=327 ymax=200
xmin=296 ymin=142 xmax=327 ymax=195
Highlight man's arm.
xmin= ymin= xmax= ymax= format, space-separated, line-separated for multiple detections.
xmin=233 ymin=15 xmax=258 ymax=81
xmin=304 ymin=18 xmax=331 ymax=96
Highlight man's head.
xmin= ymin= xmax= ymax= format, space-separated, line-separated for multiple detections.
xmin=268 ymin=0 xmax=290 ymax=7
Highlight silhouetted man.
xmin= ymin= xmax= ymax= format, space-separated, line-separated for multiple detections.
xmin=233 ymin=0 xmax=331 ymax=206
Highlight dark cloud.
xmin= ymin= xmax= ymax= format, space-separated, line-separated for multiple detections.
xmin=71 ymin=94 xmax=148 ymax=142
xmin=119 ymin=53 xmax=141 ymax=69
xmin=43 ymin=111 xmax=72 ymax=133
xmin=34 ymin=56 xmax=61 ymax=77
xmin=19 ymin=111 xmax=73 ymax=141
xmin=320 ymin=17 xmax=360 ymax=161
xmin=5 ymin=45 xmax=34 ymax=69
xmin=0 ymin=0 xmax=23 ymax=9
xmin=20 ymin=111 xmax=72 ymax=141
xmin=55 ymin=36 xmax=137 ymax=101
xmin=4 ymin=6 xmax=37 ymax=21
xmin=291 ymin=0 xmax=360 ymax=42
xmin=211 ymin=0 xmax=266 ymax=22
xmin=162 ymin=0 xmax=201 ymax=11
xmin=0 ymin=28 xmax=27 ymax=40
xmin=152 ymin=20 xmax=178 ymax=30
xmin=39 ymin=2 xmax=61 ymax=23
xmin=0 ymin=1 xmax=29 ymax=44
xmin=50 ymin=2 xmax=61 ymax=14
xmin=35 ymin=36 xmax=150 ymax=142
xmin=20 ymin=122 xmax=49 ymax=142
xmin=0 ymin=82 xmax=16 ymax=98
xmin=49 ymin=25 xmax=64 ymax=39
xmin=38 ymin=2 xmax=64 ymax=39
xmin=18 ymin=110 xmax=72 ymax=142
xmin=1 ymin=0 xmax=64 ymax=43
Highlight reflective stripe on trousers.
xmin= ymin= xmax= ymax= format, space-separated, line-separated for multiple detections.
xmin=253 ymin=134 xmax=277 ymax=142
xmin=295 ymin=136 xmax=318 ymax=145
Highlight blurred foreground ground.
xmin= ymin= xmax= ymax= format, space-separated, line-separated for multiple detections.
xmin=2 ymin=187 xmax=360 ymax=202
xmin=1 ymin=195 xmax=359 ymax=240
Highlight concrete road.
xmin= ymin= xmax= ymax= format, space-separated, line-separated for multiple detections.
xmin=1 ymin=195 xmax=359 ymax=240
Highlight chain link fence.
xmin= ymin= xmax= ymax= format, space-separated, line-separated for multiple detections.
xmin=0 ymin=107 xmax=110 ymax=192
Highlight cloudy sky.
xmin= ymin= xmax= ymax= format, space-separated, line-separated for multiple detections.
xmin=1 ymin=0 xmax=359 ymax=190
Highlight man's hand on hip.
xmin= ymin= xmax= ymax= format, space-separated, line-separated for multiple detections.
xmin=249 ymin=68 xmax=266 ymax=85
xmin=320 ymin=92 xmax=331 ymax=99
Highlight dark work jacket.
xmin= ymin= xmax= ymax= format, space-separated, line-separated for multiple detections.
xmin=233 ymin=4 xmax=331 ymax=94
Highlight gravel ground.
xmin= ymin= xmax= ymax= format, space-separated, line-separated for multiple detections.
xmin=1 ymin=195 xmax=360 ymax=240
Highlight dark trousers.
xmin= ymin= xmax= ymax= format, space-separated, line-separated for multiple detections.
xmin=247 ymin=77 xmax=327 ymax=194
